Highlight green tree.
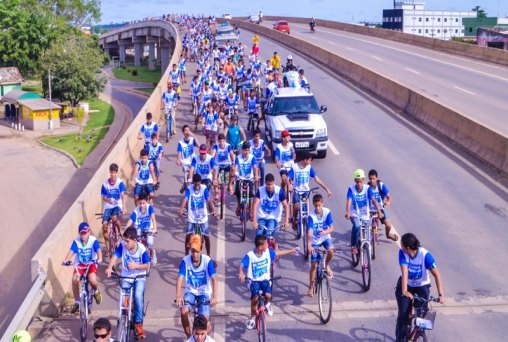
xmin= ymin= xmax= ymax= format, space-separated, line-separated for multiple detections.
xmin=40 ymin=31 xmax=106 ymax=107
xmin=39 ymin=0 xmax=101 ymax=27
xmin=472 ymin=5 xmax=487 ymax=18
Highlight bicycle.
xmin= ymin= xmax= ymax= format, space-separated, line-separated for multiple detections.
xmin=217 ymin=167 xmax=230 ymax=220
xmin=188 ymin=221 xmax=207 ymax=251
xmin=180 ymin=164 xmax=191 ymax=194
xmin=163 ymin=107 xmax=174 ymax=142
xmin=294 ymin=187 xmax=319 ymax=260
xmin=258 ymin=224 xmax=284 ymax=282
xmin=192 ymin=96 xmax=199 ymax=121
xmin=112 ymin=273 xmax=149 ymax=342
xmin=137 ymin=230 xmax=157 ymax=272
xmin=95 ymin=213 xmax=122 ymax=258
xmin=63 ymin=262 xmax=97 ymax=342
xmin=351 ymin=219 xmax=372 ymax=291
xmin=250 ymin=276 xmax=280 ymax=342
xmin=370 ymin=211 xmax=380 ymax=260
xmin=238 ymin=178 xmax=254 ymax=242
xmin=311 ymin=248 xmax=332 ymax=324
xmin=407 ymin=294 xmax=439 ymax=342
xmin=174 ymin=298 xmax=211 ymax=333
xmin=247 ymin=106 xmax=260 ymax=134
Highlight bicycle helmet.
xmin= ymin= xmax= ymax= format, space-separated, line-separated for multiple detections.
xmin=353 ymin=169 xmax=365 ymax=179
xmin=287 ymin=54 xmax=293 ymax=60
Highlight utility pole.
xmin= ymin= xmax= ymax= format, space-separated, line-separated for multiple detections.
xmin=48 ymin=69 xmax=53 ymax=130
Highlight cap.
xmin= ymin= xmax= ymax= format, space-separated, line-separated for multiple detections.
xmin=78 ymin=222 xmax=90 ymax=233
xmin=228 ymin=88 xmax=233 ymax=94
xmin=353 ymin=169 xmax=365 ymax=179
xmin=190 ymin=234 xmax=202 ymax=251
xmin=231 ymin=114 xmax=238 ymax=121
xmin=281 ymin=129 xmax=290 ymax=138
xmin=11 ymin=330 xmax=31 ymax=342
xmin=199 ymin=144 xmax=207 ymax=153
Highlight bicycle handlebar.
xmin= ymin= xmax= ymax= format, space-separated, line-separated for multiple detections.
xmin=293 ymin=187 xmax=320 ymax=195
xmin=413 ymin=294 xmax=439 ymax=303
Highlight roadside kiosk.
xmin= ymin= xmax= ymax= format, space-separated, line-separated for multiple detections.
xmin=2 ymin=90 xmax=61 ymax=130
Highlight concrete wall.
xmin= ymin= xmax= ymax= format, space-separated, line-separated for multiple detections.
xmin=31 ymin=22 xmax=182 ymax=316
xmin=260 ymin=16 xmax=508 ymax=66
xmin=227 ymin=19 xmax=508 ymax=175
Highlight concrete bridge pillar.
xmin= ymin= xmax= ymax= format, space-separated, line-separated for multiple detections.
xmin=118 ymin=40 xmax=130 ymax=64
xmin=133 ymin=37 xmax=145 ymax=67
xmin=160 ymin=39 xmax=172 ymax=75
xmin=148 ymin=43 xmax=156 ymax=70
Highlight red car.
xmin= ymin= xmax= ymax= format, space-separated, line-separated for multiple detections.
xmin=273 ymin=20 xmax=290 ymax=34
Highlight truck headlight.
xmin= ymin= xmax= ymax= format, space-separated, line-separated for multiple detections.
xmin=315 ymin=128 xmax=327 ymax=138
xmin=275 ymin=130 xmax=283 ymax=139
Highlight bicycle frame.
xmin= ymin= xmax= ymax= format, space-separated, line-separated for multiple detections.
xmin=359 ymin=219 xmax=372 ymax=291
xmin=313 ymin=248 xmax=332 ymax=324
xmin=218 ymin=168 xmax=229 ymax=220
xmin=164 ymin=108 xmax=173 ymax=141
xmin=408 ymin=295 xmax=438 ymax=341
xmin=294 ymin=187 xmax=318 ymax=258
xmin=239 ymin=178 xmax=254 ymax=242
xmin=66 ymin=262 xmax=95 ymax=342
xmin=113 ymin=274 xmax=147 ymax=342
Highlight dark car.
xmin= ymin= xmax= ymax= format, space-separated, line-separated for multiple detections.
xmin=273 ymin=20 xmax=290 ymax=34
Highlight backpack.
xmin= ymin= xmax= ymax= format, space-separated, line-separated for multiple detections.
xmin=377 ymin=180 xmax=386 ymax=201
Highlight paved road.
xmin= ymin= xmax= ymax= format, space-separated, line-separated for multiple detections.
xmin=261 ymin=21 xmax=508 ymax=137
xmin=35 ymin=30 xmax=508 ymax=341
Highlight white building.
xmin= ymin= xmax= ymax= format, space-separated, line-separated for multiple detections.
xmin=382 ymin=1 xmax=476 ymax=39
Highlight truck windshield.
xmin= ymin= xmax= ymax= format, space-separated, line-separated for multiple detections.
xmin=272 ymin=96 xmax=320 ymax=115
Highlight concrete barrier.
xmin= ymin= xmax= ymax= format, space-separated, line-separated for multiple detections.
xmin=260 ymin=16 xmax=508 ymax=66
xmin=228 ymin=19 xmax=508 ymax=175
xmin=30 ymin=21 xmax=182 ymax=317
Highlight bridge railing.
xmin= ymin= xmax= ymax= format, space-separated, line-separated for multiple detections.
xmin=1 ymin=20 xmax=181 ymax=340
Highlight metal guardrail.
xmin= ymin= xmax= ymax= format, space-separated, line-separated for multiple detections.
xmin=1 ymin=270 xmax=47 ymax=341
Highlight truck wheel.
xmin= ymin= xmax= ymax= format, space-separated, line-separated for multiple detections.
xmin=317 ymin=150 xmax=327 ymax=159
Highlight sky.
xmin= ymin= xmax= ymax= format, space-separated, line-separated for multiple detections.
xmin=100 ymin=0 xmax=508 ymax=24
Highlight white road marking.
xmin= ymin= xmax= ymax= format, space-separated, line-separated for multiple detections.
xmin=345 ymin=46 xmax=355 ymax=51
xmin=214 ymin=212 xmax=226 ymax=342
xmin=295 ymin=23 xmax=508 ymax=83
xmin=329 ymin=41 xmax=337 ymax=46
xmin=405 ymin=67 xmax=421 ymax=75
xmin=328 ymin=140 xmax=340 ymax=155
xmin=371 ymin=55 xmax=383 ymax=61
xmin=454 ymin=85 xmax=476 ymax=96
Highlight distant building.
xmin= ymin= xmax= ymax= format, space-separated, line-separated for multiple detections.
xmin=463 ymin=17 xmax=508 ymax=38
xmin=2 ymin=90 xmax=61 ymax=130
xmin=0 ymin=67 xmax=23 ymax=97
xmin=382 ymin=1 xmax=476 ymax=39
xmin=477 ymin=28 xmax=508 ymax=50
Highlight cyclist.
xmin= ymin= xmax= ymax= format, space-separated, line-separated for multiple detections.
xmin=177 ymin=125 xmax=200 ymax=194
xmin=189 ymin=144 xmax=218 ymax=193
xmin=179 ymin=174 xmax=216 ymax=256
xmin=169 ymin=63 xmax=182 ymax=97
xmin=345 ymin=169 xmax=384 ymax=255
xmin=202 ymin=103 xmax=220 ymax=150
xmin=179 ymin=53 xmax=187 ymax=84
xmin=299 ymin=69 xmax=310 ymax=90
xmin=270 ymin=52 xmax=281 ymax=73
xmin=211 ymin=133 xmax=236 ymax=201
xmin=245 ymin=89 xmax=259 ymax=130
xmin=396 ymin=233 xmax=444 ymax=342
xmin=186 ymin=314 xmax=215 ymax=342
xmin=224 ymin=89 xmax=240 ymax=118
xmin=176 ymin=234 xmax=218 ymax=339
xmin=238 ymin=234 xmax=298 ymax=329
xmin=190 ymin=75 xmax=202 ymax=117
xmin=106 ymin=227 xmax=150 ymax=340
xmin=288 ymin=152 xmax=332 ymax=229
xmin=224 ymin=114 xmax=246 ymax=153
xmin=252 ymin=173 xmax=289 ymax=252
xmin=63 ymin=222 xmax=103 ymax=314
xmin=197 ymin=81 xmax=214 ymax=132
xmin=307 ymin=193 xmax=335 ymax=296
xmin=92 ymin=317 xmax=116 ymax=342
xmin=274 ymin=129 xmax=296 ymax=193
xmin=223 ymin=58 xmax=235 ymax=82
xmin=126 ymin=193 xmax=157 ymax=265
xmin=131 ymin=149 xmax=156 ymax=205
xmin=249 ymin=129 xmax=271 ymax=186
xmin=147 ymin=133 xmax=164 ymax=190
xmin=137 ymin=112 xmax=159 ymax=150
xmin=232 ymin=141 xmax=259 ymax=218
xmin=234 ymin=59 xmax=246 ymax=94
xmin=368 ymin=169 xmax=399 ymax=241
xmin=309 ymin=17 xmax=316 ymax=32
xmin=162 ymin=82 xmax=178 ymax=135
xmin=101 ymin=163 xmax=127 ymax=258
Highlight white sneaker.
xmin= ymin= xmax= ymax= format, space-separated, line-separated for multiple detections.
xmin=265 ymin=302 xmax=273 ymax=317
xmin=245 ymin=318 xmax=256 ymax=330
xmin=151 ymin=250 xmax=157 ymax=266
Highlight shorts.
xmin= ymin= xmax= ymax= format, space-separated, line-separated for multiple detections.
xmin=137 ymin=229 xmax=155 ymax=247
xmin=186 ymin=221 xmax=210 ymax=236
xmin=202 ymin=178 xmax=213 ymax=191
xmin=235 ymin=179 xmax=254 ymax=198
xmin=249 ymin=280 xmax=272 ymax=299
xmin=248 ymin=111 xmax=259 ymax=118
xmin=134 ymin=184 xmax=154 ymax=197
xmin=379 ymin=208 xmax=389 ymax=224
xmin=204 ymin=129 xmax=218 ymax=143
xmin=183 ymin=293 xmax=211 ymax=317
xmin=73 ymin=263 xmax=98 ymax=276
xmin=218 ymin=165 xmax=231 ymax=173
xmin=310 ymin=238 xmax=334 ymax=263
xmin=256 ymin=218 xmax=278 ymax=238
xmin=103 ymin=207 xmax=121 ymax=223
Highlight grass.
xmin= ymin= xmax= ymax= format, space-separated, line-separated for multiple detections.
xmin=112 ymin=65 xmax=162 ymax=84
xmin=22 ymin=84 xmax=43 ymax=95
xmin=134 ymin=87 xmax=156 ymax=94
xmin=41 ymin=98 xmax=114 ymax=165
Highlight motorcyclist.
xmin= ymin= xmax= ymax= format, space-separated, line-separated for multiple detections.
xmin=309 ymin=17 xmax=316 ymax=32
xmin=258 ymin=11 xmax=263 ymax=23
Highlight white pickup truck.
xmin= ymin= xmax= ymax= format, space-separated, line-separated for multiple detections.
xmin=263 ymin=87 xmax=329 ymax=158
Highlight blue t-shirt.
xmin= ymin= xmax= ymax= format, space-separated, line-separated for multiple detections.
xmin=399 ymin=247 xmax=436 ymax=287
xmin=140 ymin=122 xmax=159 ymax=143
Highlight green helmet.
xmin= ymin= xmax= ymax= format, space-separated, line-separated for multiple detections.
xmin=353 ymin=169 xmax=365 ymax=179
xmin=11 ymin=330 xmax=31 ymax=342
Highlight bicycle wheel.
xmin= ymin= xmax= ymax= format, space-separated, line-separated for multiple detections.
xmin=219 ymin=184 xmax=225 ymax=220
xmin=361 ymin=244 xmax=372 ymax=291
xmin=302 ymin=219 xmax=309 ymax=261
xmin=257 ymin=312 xmax=266 ymax=342
xmin=318 ymin=274 xmax=332 ymax=324
xmin=167 ymin=114 xmax=172 ymax=142
xmin=117 ymin=315 xmax=129 ymax=342
xmin=240 ymin=204 xmax=246 ymax=241
xmin=411 ymin=329 xmax=428 ymax=342
xmin=79 ymin=296 xmax=88 ymax=342
xmin=370 ymin=227 xmax=376 ymax=260
xmin=108 ymin=226 xmax=117 ymax=257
